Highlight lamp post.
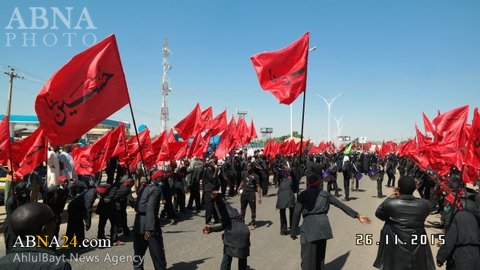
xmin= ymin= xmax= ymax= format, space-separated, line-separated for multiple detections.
xmin=316 ymin=92 xmax=344 ymax=142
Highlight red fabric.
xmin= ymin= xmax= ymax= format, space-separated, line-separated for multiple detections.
xmin=206 ymin=109 xmax=227 ymax=137
xmin=0 ymin=116 xmax=11 ymax=164
xmin=125 ymin=129 xmax=155 ymax=169
xmin=251 ymin=32 xmax=309 ymax=105
xmin=214 ymin=116 xmax=237 ymax=159
xmin=432 ymin=105 xmax=469 ymax=144
xmin=234 ymin=117 xmax=249 ymax=147
xmin=11 ymin=127 xmax=46 ymax=179
xmin=189 ymin=134 xmax=211 ymax=159
xmin=422 ymin=112 xmax=435 ymax=134
xmin=148 ymin=130 xmax=166 ymax=168
xmin=35 ymin=35 xmax=130 ymax=146
xmin=157 ymin=141 xmax=188 ymax=162
xmin=72 ymin=124 xmax=125 ymax=175
xmin=465 ymin=107 xmax=480 ymax=168
xmin=174 ymin=103 xmax=203 ymax=140
xmin=248 ymin=119 xmax=258 ymax=142
xmin=200 ymin=106 xmax=213 ymax=131
xmin=104 ymin=124 xmax=127 ymax=161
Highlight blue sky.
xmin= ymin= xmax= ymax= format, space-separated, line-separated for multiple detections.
xmin=1 ymin=0 xmax=479 ymax=144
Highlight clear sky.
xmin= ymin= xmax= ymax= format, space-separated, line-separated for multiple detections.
xmin=1 ymin=0 xmax=479 ymax=144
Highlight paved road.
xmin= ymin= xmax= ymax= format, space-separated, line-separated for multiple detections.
xmin=1 ymin=174 xmax=447 ymax=269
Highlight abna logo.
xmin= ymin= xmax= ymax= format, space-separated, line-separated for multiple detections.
xmin=5 ymin=7 xmax=98 ymax=47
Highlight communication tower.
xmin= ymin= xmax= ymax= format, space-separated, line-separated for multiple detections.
xmin=161 ymin=37 xmax=172 ymax=132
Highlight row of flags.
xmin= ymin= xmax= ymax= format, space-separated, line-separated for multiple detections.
xmin=5 ymin=30 xmax=477 ymax=185
xmin=0 ymin=32 xmax=265 ymax=178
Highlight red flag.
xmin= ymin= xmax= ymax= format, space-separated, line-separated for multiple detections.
xmin=432 ymin=105 xmax=469 ymax=143
xmin=251 ymin=32 xmax=309 ymax=105
xmin=150 ymin=130 xmax=166 ymax=164
xmin=105 ymin=124 xmax=127 ymax=160
xmin=248 ymin=119 xmax=258 ymax=142
xmin=11 ymin=127 xmax=46 ymax=178
xmin=234 ymin=117 xmax=249 ymax=147
xmin=422 ymin=113 xmax=435 ymax=134
xmin=72 ymin=125 xmax=125 ymax=175
xmin=125 ymin=129 xmax=155 ymax=169
xmin=200 ymin=106 xmax=213 ymax=130
xmin=35 ymin=34 xmax=130 ymax=146
xmin=189 ymin=133 xmax=211 ymax=159
xmin=157 ymin=141 xmax=188 ymax=162
xmin=465 ymin=107 xmax=480 ymax=168
xmin=0 ymin=116 xmax=11 ymax=163
xmin=174 ymin=103 xmax=203 ymax=140
xmin=214 ymin=116 xmax=237 ymax=159
xmin=206 ymin=109 xmax=227 ymax=136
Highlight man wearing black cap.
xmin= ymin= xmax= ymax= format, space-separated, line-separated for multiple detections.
xmin=133 ymin=170 xmax=167 ymax=270
xmin=0 ymin=202 xmax=72 ymax=269
xmin=290 ymin=174 xmax=371 ymax=270
xmin=373 ymin=175 xmax=435 ymax=269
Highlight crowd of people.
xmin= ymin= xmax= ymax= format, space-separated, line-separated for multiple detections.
xmin=2 ymin=145 xmax=480 ymax=270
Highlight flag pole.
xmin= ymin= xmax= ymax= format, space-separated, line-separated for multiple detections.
xmin=127 ymin=101 xmax=149 ymax=181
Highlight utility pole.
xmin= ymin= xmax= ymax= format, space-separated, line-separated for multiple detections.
xmin=3 ymin=66 xmax=23 ymax=203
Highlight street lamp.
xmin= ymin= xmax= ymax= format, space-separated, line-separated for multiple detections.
xmin=316 ymin=92 xmax=344 ymax=142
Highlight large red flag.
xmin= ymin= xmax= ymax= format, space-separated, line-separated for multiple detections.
xmin=72 ymin=125 xmax=125 ymax=175
xmin=234 ymin=117 xmax=249 ymax=147
xmin=190 ymin=134 xmax=211 ymax=159
xmin=11 ymin=127 xmax=47 ymax=179
xmin=35 ymin=34 xmax=130 ymax=146
xmin=206 ymin=109 xmax=227 ymax=136
xmin=174 ymin=103 xmax=202 ymax=140
xmin=432 ymin=105 xmax=469 ymax=144
xmin=465 ymin=107 xmax=480 ymax=168
xmin=251 ymin=32 xmax=309 ymax=105
xmin=214 ymin=116 xmax=237 ymax=159
xmin=0 ymin=116 xmax=11 ymax=163
xmin=248 ymin=119 xmax=258 ymax=142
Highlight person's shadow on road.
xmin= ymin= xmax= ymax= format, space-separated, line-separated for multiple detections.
xmin=325 ymin=251 xmax=350 ymax=270
xmin=169 ymin=257 xmax=212 ymax=269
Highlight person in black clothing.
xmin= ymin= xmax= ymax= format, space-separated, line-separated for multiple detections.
xmin=133 ymin=171 xmax=167 ymax=270
xmin=276 ymin=164 xmax=296 ymax=235
xmin=203 ymin=160 xmax=221 ymax=224
xmin=341 ymin=155 xmax=353 ymax=200
xmin=96 ymin=183 xmax=123 ymax=245
xmin=65 ymin=187 xmax=97 ymax=245
xmin=436 ymin=192 xmax=480 ymax=269
xmin=105 ymin=156 xmax=118 ymax=184
xmin=373 ymin=175 xmax=435 ymax=270
xmin=159 ymin=170 xmax=177 ymax=220
xmin=43 ymin=176 xmax=69 ymax=249
xmin=187 ymin=159 xmax=203 ymax=210
xmin=3 ymin=182 xmax=31 ymax=254
xmin=237 ymin=162 xmax=262 ymax=229
xmin=291 ymin=174 xmax=371 ymax=270
xmin=114 ymin=176 xmax=135 ymax=236
xmin=172 ymin=163 xmax=187 ymax=213
xmin=0 ymin=202 xmax=72 ymax=269
xmin=203 ymin=192 xmax=250 ymax=270
xmin=385 ymin=153 xmax=397 ymax=187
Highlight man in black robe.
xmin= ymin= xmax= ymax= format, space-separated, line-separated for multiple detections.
xmin=373 ymin=175 xmax=435 ymax=270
